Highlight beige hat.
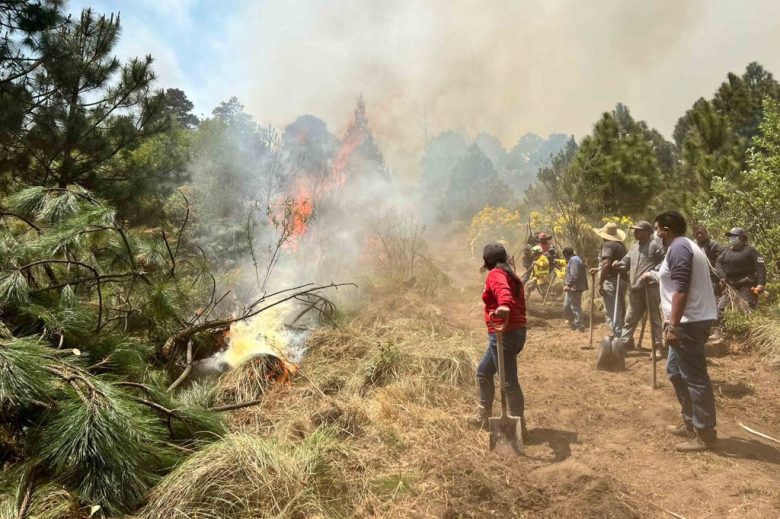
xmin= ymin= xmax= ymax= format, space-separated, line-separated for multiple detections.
xmin=593 ymin=222 xmax=626 ymax=242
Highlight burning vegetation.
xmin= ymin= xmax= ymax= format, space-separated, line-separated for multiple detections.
xmin=2 ymin=3 xmax=780 ymax=518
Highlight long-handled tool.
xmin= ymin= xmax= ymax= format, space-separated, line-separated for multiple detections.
xmin=581 ymin=271 xmax=597 ymax=350
xmin=488 ymin=317 xmax=523 ymax=456
xmin=636 ymin=312 xmax=647 ymax=350
xmin=597 ymin=273 xmax=625 ymax=371
xmin=643 ymin=283 xmax=658 ymax=389
xmin=541 ymin=274 xmax=555 ymax=306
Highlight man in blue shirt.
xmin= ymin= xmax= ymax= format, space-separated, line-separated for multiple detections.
xmin=562 ymin=247 xmax=588 ymax=332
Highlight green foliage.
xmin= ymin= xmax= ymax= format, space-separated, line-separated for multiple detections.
xmin=695 ymin=98 xmax=780 ymax=278
xmin=38 ymin=380 xmax=175 ymax=514
xmin=0 ymin=337 xmax=56 ymax=411
xmin=721 ymin=308 xmax=752 ymax=336
xmin=674 ymin=62 xmax=780 ymax=206
xmin=570 ymin=104 xmax=662 ymax=216
xmin=363 ymin=341 xmax=401 ymax=390
xmin=0 ymin=185 xmax=230 ymax=514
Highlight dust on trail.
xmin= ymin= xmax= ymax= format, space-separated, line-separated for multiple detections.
xmin=441 ymin=276 xmax=780 ymax=518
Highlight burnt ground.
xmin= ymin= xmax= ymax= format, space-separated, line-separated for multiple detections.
xmin=437 ymin=283 xmax=780 ymax=519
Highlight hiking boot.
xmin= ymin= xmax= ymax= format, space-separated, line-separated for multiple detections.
xmin=468 ymin=406 xmax=491 ymax=431
xmin=675 ymin=432 xmax=716 ymax=453
xmin=666 ymin=422 xmax=695 ymax=438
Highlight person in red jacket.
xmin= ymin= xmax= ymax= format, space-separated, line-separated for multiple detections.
xmin=472 ymin=243 xmax=528 ymax=438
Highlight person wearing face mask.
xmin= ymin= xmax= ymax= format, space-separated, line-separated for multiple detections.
xmin=693 ymin=224 xmax=725 ymax=299
xmin=647 ymin=211 xmax=718 ymax=452
xmin=612 ymin=221 xmax=665 ymax=353
xmin=715 ymin=227 xmax=766 ymax=316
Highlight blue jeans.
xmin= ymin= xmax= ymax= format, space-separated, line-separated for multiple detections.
xmin=477 ymin=328 xmax=526 ymax=416
xmin=666 ymin=321 xmax=717 ymax=437
xmin=602 ymin=277 xmax=627 ymax=337
xmin=563 ymin=290 xmax=585 ymax=329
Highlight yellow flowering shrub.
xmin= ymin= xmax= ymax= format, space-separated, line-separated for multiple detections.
xmin=468 ymin=205 xmax=523 ymax=254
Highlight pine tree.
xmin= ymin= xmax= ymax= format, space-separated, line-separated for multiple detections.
xmin=570 ymin=105 xmax=661 ymax=216
xmin=3 ymin=8 xmax=168 ymax=193
xmin=441 ymin=144 xmax=515 ymax=221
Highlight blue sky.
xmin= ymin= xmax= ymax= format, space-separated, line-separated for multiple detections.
xmin=68 ymin=0 xmax=249 ymax=118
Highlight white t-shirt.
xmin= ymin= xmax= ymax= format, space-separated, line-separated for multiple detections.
xmin=657 ymin=237 xmax=717 ymax=323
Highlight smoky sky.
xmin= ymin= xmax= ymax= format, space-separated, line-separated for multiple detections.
xmin=226 ymin=0 xmax=780 ymax=174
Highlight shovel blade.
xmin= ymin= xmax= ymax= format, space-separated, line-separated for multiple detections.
xmin=611 ymin=337 xmax=626 ymax=371
xmin=488 ymin=416 xmax=523 ymax=455
xmin=596 ymin=336 xmax=613 ymax=370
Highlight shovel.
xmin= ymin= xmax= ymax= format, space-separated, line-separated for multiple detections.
xmin=643 ymin=283 xmax=658 ymax=389
xmin=597 ymin=273 xmax=625 ymax=371
xmin=581 ymin=271 xmax=597 ymax=350
xmin=488 ymin=316 xmax=523 ymax=456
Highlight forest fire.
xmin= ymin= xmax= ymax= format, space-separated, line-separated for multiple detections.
xmin=222 ymin=308 xmax=299 ymax=383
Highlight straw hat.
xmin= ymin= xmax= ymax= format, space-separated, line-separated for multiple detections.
xmin=593 ymin=222 xmax=626 ymax=242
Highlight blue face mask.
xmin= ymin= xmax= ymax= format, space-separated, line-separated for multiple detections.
xmin=729 ymin=236 xmax=740 ymax=245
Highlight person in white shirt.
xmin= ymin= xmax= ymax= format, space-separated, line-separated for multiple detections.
xmin=645 ymin=211 xmax=718 ymax=452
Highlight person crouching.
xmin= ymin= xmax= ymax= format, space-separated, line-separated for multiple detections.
xmin=472 ymin=243 xmax=528 ymax=440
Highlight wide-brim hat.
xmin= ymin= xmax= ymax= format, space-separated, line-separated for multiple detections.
xmin=593 ymin=222 xmax=626 ymax=242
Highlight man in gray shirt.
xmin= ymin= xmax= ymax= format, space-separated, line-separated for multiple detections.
xmin=613 ymin=221 xmax=665 ymax=352
xmin=648 ymin=211 xmax=718 ymax=452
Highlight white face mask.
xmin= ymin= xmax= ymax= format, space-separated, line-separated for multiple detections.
xmin=655 ymin=230 xmax=663 ymax=240
xmin=729 ymin=236 xmax=740 ymax=245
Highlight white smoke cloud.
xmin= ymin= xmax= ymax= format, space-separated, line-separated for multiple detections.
xmin=225 ymin=0 xmax=780 ymax=176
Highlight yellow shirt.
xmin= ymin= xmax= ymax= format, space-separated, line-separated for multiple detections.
xmin=532 ymin=255 xmax=550 ymax=284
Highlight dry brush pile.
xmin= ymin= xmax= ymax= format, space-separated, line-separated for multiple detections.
xmin=131 ymin=275 xmax=489 ymax=518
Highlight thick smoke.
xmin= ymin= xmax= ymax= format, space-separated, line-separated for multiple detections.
xmin=233 ymin=0 xmax=718 ymax=175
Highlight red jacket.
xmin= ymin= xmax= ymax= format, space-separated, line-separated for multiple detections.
xmin=482 ymin=268 xmax=527 ymax=333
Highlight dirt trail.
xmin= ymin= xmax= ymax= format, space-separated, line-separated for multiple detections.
xmin=442 ymin=282 xmax=780 ymax=518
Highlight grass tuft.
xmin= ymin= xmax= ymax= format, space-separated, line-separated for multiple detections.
xmin=139 ymin=428 xmax=345 ymax=519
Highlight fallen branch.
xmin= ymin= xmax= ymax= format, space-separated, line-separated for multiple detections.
xmin=161 ymin=282 xmax=356 ymax=359
xmin=739 ymin=422 xmax=780 ymax=444
xmin=16 ymin=472 xmax=34 ymax=519
xmin=167 ymin=339 xmax=193 ymax=391
xmin=209 ymin=399 xmax=264 ymax=412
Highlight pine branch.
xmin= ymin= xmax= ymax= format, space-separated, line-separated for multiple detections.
xmin=161 ymin=282 xmax=356 ymax=359
xmin=17 ymin=259 xmax=103 ymax=331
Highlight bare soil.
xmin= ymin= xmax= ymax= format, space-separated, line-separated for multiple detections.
xmin=432 ymin=282 xmax=780 ymax=519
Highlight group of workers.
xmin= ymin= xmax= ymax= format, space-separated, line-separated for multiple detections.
xmin=476 ymin=212 xmax=767 ymax=453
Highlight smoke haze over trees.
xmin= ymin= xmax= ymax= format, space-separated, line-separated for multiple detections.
xmin=4 ymin=0 xmax=780 ymax=516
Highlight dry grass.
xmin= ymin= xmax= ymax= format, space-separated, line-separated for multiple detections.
xmin=141 ymin=286 xmax=484 ymax=518
xmin=138 ymin=428 xmax=344 ymax=519
xmin=749 ymin=310 xmax=780 ymax=368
